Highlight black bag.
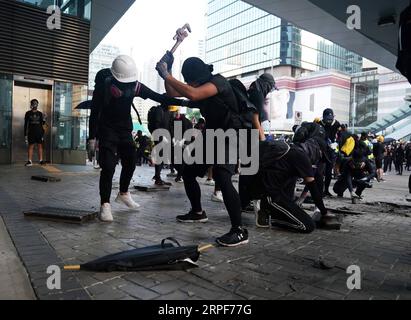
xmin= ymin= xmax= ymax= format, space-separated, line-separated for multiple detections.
xmin=259 ymin=140 xmax=291 ymax=170
xmin=293 ymin=122 xmax=326 ymax=144
xmin=225 ymin=79 xmax=256 ymax=130
xmin=396 ymin=5 xmax=411 ymax=84
xmin=147 ymin=106 xmax=165 ymax=134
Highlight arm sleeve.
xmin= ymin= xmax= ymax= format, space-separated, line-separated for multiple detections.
xmin=346 ymin=171 xmax=353 ymax=193
xmin=306 ymin=180 xmax=327 ymax=214
xmin=89 ymin=76 xmax=104 ymax=139
xmin=136 ymin=83 xmax=189 ymax=106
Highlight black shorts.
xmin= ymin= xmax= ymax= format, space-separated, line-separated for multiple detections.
xmin=375 ymin=158 xmax=383 ymax=169
xmin=28 ymin=132 xmax=44 ymax=145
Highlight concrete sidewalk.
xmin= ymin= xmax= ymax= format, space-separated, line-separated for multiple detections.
xmin=0 ymin=163 xmax=410 ymax=300
xmin=0 ymin=216 xmax=36 ymax=300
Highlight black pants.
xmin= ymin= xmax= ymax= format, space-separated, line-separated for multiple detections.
xmin=384 ymin=156 xmax=392 ymax=172
xmin=333 ymin=176 xmax=367 ymax=197
xmin=324 ymin=158 xmax=334 ymax=193
xmin=239 ymin=174 xmax=253 ymax=209
xmin=397 ymin=160 xmax=404 ymax=175
xmin=183 ymin=163 xmax=242 ymax=228
xmin=99 ymin=139 xmax=136 ymax=204
xmin=263 ymin=196 xmax=315 ymax=233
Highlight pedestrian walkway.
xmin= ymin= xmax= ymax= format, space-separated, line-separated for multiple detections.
xmin=0 ymin=216 xmax=36 ymax=300
xmin=0 ymin=164 xmax=410 ymax=300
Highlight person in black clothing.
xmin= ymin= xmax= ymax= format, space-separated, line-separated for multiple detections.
xmin=248 ymin=73 xmax=277 ymax=141
xmin=239 ymin=74 xmax=277 ymax=212
xmin=170 ymin=110 xmax=193 ymax=183
xmin=244 ymin=139 xmax=333 ymax=233
xmin=333 ymin=149 xmax=376 ymax=200
xmin=320 ymin=108 xmax=341 ymax=197
xmin=149 ymin=103 xmax=174 ymax=186
xmin=396 ymin=143 xmax=405 ymax=175
xmin=135 ymin=130 xmax=149 ymax=166
xmin=373 ymin=136 xmax=385 ymax=181
xmin=384 ymin=144 xmax=393 ymax=173
xmin=90 ymin=55 xmax=189 ymax=222
xmin=156 ymin=54 xmax=248 ymax=247
xmin=24 ymin=99 xmax=46 ymax=167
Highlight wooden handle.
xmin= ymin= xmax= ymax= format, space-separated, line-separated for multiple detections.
xmin=198 ymin=244 xmax=214 ymax=253
xmin=64 ymin=265 xmax=81 ymax=271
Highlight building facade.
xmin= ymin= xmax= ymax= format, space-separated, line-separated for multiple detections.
xmin=206 ymin=0 xmax=363 ymax=79
xmin=0 ymin=0 xmax=134 ymax=165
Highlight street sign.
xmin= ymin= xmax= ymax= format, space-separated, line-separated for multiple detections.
xmin=295 ymin=111 xmax=303 ymax=125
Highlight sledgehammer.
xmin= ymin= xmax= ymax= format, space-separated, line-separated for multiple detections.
xmin=170 ymin=23 xmax=192 ymax=54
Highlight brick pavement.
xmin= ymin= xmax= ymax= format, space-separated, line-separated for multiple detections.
xmin=0 ymin=164 xmax=410 ymax=300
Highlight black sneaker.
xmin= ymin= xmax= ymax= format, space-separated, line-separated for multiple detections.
xmin=255 ymin=198 xmax=270 ymax=228
xmin=175 ymin=176 xmax=183 ymax=183
xmin=176 ymin=211 xmax=208 ymax=223
xmin=25 ymin=161 xmax=33 ymax=167
xmin=324 ymin=191 xmax=334 ymax=198
xmin=155 ymin=179 xmax=172 ymax=187
xmin=39 ymin=161 xmax=46 ymax=166
xmin=216 ymin=227 xmax=249 ymax=247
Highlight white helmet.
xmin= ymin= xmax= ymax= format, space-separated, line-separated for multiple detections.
xmin=111 ymin=55 xmax=138 ymax=83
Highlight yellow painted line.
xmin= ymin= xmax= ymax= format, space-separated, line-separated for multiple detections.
xmin=43 ymin=165 xmax=62 ymax=174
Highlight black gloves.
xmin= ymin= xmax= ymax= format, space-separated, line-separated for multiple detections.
xmin=160 ymin=51 xmax=174 ymax=73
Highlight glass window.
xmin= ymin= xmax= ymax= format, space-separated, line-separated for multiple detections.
xmin=0 ymin=74 xmax=13 ymax=149
xmin=16 ymin=0 xmax=92 ymax=20
xmin=53 ymin=82 xmax=88 ymax=150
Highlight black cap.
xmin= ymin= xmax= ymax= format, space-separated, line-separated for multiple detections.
xmin=259 ymin=73 xmax=277 ymax=90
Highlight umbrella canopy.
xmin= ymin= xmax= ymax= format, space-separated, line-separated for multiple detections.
xmin=64 ymin=238 xmax=213 ymax=272
xmin=76 ymin=100 xmax=93 ymax=110
xmin=383 ymin=138 xmax=395 ymax=144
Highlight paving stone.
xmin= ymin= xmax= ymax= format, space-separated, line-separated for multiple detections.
xmin=118 ymin=284 xmax=159 ymax=300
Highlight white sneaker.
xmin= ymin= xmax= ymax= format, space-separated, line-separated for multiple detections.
xmin=204 ymin=179 xmax=215 ymax=186
xmin=115 ymin=192 xmax=140 ymax=209
xmin=211 ymin=191 xmax=224 ymax=203
xmin=99 ymin=203 xmax=113 ymax=222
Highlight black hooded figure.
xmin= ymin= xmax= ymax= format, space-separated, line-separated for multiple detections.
xmin=156 ymin=53 xmax=249 ymax=247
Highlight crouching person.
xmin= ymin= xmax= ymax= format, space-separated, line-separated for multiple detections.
xmin=333 ymin=149 xmax=376 ymax=201
xmin=245 ymin=139 xmax=330 ymax=233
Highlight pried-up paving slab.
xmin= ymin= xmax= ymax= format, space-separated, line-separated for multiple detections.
xmin=31 ymin=176 xmax=61 ymax=183
xmin=23 ymin=207 xmax=97 ymax=224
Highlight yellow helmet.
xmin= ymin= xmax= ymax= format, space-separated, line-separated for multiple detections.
xmin=168 ymin=105 xmax=179 ymax=112
xmin=377 ymin=135 xmax=385 ymax=143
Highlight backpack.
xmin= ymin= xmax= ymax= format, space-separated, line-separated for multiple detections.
xmin=293 ymin=122 xmax=326 ymax=144
xmin=147 ymin=106 xmax=165 ymax=134
xmin=396 ymin=5 xmax=411 ymax=84
xmin=259 ymin=140 xmax=291 ymax=170
xmin=224 ymin=79 xmax=256 ymax=130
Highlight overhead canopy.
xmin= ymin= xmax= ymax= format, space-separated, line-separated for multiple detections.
xmin=90 ymin=0 xmax=135 ymax=53
xmin=244 ymin=0 xmax=410 ymax=70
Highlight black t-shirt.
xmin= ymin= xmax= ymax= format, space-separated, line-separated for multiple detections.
xmin=24 ymin=110 xmax=44 ymax=136
xmin=262 ymin=146 xmax=314 ymax=201
xmin=196 ymin=74 xmax=238 ymax=130
xmin=373 ymin=142 xmax=385 ymax=159
xmin=321 ymin=120 xmax=341 ymax=142
xmin=248 ymin=87 xmax=265 ymax=122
